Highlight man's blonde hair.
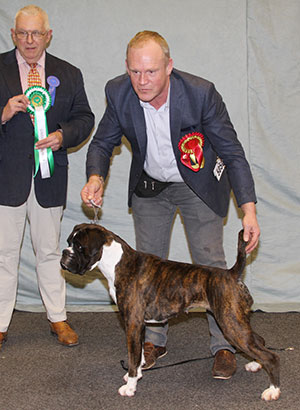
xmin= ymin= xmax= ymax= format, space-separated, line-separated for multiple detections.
xmin=15 ymin=4 xmax=50 ymax=31
xmin=127 ymin=31 xmax=170 ymax=61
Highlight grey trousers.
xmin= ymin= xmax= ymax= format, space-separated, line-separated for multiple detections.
xmin=131 ymin=183 xmax=235 ymax=355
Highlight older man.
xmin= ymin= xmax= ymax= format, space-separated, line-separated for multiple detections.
xmin=81 ymin=31 xmax=259 ymax=379
xmin=0 ymin=5 xmax=94 ymax=349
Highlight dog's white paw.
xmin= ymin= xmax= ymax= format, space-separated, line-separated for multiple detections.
xmin=245 ymin=361 xmax=262 ymax=373
xmin=118 ymin=384 xmax=136 ymax=397
xmin=118 ymin=376 xmax=138 ymax=397
xmin=123 ymin=372 xmax=128 ymax=382
xmin=261 ymin=385 xmax=281 ymax=401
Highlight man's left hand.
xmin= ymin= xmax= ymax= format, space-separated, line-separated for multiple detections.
xmin=35 ymin=130 xmax=63 ymax=152
xmin=240 ymin=202 xmax=260 ymax=253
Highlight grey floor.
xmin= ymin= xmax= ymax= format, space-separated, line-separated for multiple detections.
xmin=0 ymin=310 xmax=299 ymax=410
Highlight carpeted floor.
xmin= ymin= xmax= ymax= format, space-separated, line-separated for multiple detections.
xmin=0 ymin=310 xmax=299 ymax=410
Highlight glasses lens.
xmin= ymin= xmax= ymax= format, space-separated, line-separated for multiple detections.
xmin=16 ymin=31 xmax=44 ymax=39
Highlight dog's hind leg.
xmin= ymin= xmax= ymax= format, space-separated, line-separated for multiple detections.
xmin=223 ymin=323 xmax=280 ymax=401
xmin=118 ymin=319 xmax=144 ymax=397
xmin=244 ymin=332 xmax=265 ymax=373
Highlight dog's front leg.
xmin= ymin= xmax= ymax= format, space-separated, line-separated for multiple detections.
xmin=118 ymin=321 xmax=144 ymax=397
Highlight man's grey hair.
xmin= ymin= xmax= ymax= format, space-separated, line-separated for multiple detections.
xmin=15 ymin=5 xmax=50 ymax=31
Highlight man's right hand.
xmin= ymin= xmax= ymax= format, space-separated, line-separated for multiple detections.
xmin=81 ymin=175 xmax=104 ymax=208
xmin=1 ymin=94 xmax=29 ymax=123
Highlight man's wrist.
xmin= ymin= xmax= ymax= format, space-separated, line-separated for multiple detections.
xmin=240 ymin=202 xmax=256 ymax=216
xmin=89 ymin=174 xmax=104 ymax=184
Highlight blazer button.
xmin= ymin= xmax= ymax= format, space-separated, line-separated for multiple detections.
xmin=28 ymin=154 xmax=33 ymax=159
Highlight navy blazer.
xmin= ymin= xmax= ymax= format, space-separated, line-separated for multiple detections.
xmin=0 ymin=49 xmax=94 ymax=207
xmin=86 ymin=69 xmax=256 ymax=217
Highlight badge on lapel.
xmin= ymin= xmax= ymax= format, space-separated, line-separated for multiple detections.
xmin=47 ymin=76 xmax=60 ymax=106
xmin=178 ymin=132 xmax=205 ymax=172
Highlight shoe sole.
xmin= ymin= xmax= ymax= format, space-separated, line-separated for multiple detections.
xmin=143 ymin=350 xmax=168 ymax=370
xmin=213 ymin=374 xmax=232 ymax=380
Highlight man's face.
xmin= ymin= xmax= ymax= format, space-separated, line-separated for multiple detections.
xmin=11 ymin=13 xmax=52 ymax=64
xmin=126 ymin=40 xmax=173 ymax=109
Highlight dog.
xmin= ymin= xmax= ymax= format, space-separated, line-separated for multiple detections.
xmin=61 ymin=223 xmax=280 ymax=401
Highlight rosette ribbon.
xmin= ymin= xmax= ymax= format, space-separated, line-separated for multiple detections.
xmin=178 ymin=132 xmax=205 ymax=172
xmin=25 ymin=86 xmax=54 ymax=179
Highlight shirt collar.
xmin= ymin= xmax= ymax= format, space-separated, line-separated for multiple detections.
xmin=16 ymin=49 xmax=46 ymax=69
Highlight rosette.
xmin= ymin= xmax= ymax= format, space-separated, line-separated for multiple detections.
xmin=25 ymin=86 xmax=54 ymax=179
xmin=47 ymin=76 xmax=60 ymax=105
xmin=178 ymin=132 xmax=205 ymax=172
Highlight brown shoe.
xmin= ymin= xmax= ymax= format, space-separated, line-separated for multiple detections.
xmin=212 ymin=350 xmax=236 ymax=379
xmin=0 ymin=331 xmax=8 ymax=349
xmin=142 ymin=342 xmax=167 ymax=370
xmin=50 ymin=321 xmax=79 ymax=347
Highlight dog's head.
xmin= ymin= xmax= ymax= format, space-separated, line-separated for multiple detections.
xmin=60 ymin=223 xmax=110 ymax=275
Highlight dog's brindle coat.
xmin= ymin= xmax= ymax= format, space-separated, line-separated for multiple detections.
xmin=61 ymin=223 xmax=280 ymax=400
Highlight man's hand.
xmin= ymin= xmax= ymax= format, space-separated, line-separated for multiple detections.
xmin=1 ymin=94 xmax=29 ymax=122
xmin=35 ymin=130 xmax=63 ymax=152
xmin=240 ymin=202 xmax=260 ymax=253
xmin=81 ymin=175 xmax=104 ymax=208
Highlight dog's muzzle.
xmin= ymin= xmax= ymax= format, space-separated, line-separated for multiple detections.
xmin=60 ymin=248 xmax=83 ymax=275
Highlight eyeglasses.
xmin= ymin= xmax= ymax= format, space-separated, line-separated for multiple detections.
xmin=15 ymin=30 xmax=47 ymax=40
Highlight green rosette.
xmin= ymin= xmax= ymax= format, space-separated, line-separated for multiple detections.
xmin=25 ymin=86 xmax=54 ymax=178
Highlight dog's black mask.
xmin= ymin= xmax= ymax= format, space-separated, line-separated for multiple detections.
xmin=60 ymin=224 xmax=107 ymax=275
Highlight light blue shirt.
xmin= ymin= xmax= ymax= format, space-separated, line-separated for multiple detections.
xmin=140 ymin=88 xmax=183 ymax=182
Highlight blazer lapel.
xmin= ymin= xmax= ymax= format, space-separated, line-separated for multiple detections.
xmin=169 ymin=73 xmax=184 ymax=159
xmin=2 ymin=49 xmax=23 ymax=97
xmin=130 ymin=88 xmax=148 ymax=159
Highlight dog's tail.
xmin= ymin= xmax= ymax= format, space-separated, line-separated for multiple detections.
xmin=230 ymin=230 xmax=248 ymax=280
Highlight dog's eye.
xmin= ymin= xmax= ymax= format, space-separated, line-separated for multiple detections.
xmin=74 ymin=242 xmax=83 ymax=252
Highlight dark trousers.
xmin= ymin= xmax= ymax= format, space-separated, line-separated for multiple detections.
xmin=131 ymin=182 xmax=235 ymax=355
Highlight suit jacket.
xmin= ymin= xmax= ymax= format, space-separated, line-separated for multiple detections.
xmin=86 ymin=69 xmax=256 ymax=217
xmin=0 ymin=49 xmax=94 ymax=207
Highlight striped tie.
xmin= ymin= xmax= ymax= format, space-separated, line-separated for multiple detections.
xmin=27 ymin=63 xmax=42 ymax=123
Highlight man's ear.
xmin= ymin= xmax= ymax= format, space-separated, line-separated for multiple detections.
xmin=166 ymin=58 xmax=173 ymax=76
xmin=125 ymin=59 xmax=130 ymax=75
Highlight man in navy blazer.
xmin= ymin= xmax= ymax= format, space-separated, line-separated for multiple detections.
xmin=0 ymin=5 xmax=94 ymax=349
xmin=81 ymin=31 xmax=260 ymax=378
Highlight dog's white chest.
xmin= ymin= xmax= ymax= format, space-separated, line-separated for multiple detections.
xmin=97 ymin=240 xmax=123 ymax=304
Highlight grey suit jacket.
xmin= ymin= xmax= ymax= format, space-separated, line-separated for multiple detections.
xmin=86 ymin=69 xmax=256 ymax=217
xmin=0 ymin=49 xmax=94 ymax=207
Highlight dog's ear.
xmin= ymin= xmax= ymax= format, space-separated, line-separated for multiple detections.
xmin=67 ymin=224 xmax=88 ymax=245
xmin=89 ymin=228 xmax=108 ymax=252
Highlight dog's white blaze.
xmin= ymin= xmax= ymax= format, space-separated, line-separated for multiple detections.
xmin=97 ymin=239 xmax=123 ymax=304
xmin=261 ymin=385 xmax=280 ymax=401
xmin=245 ymin=361 xmax=262 ymax=372
xmin=66 ymin=246 xmax=74 ymax=254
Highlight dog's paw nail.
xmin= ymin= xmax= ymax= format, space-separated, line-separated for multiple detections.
xmin=261 ymin=386 xmax=280 ymax=401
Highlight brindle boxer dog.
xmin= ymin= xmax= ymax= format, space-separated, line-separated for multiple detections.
xmin=60 ymin=223 xmax=280 ymax=401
